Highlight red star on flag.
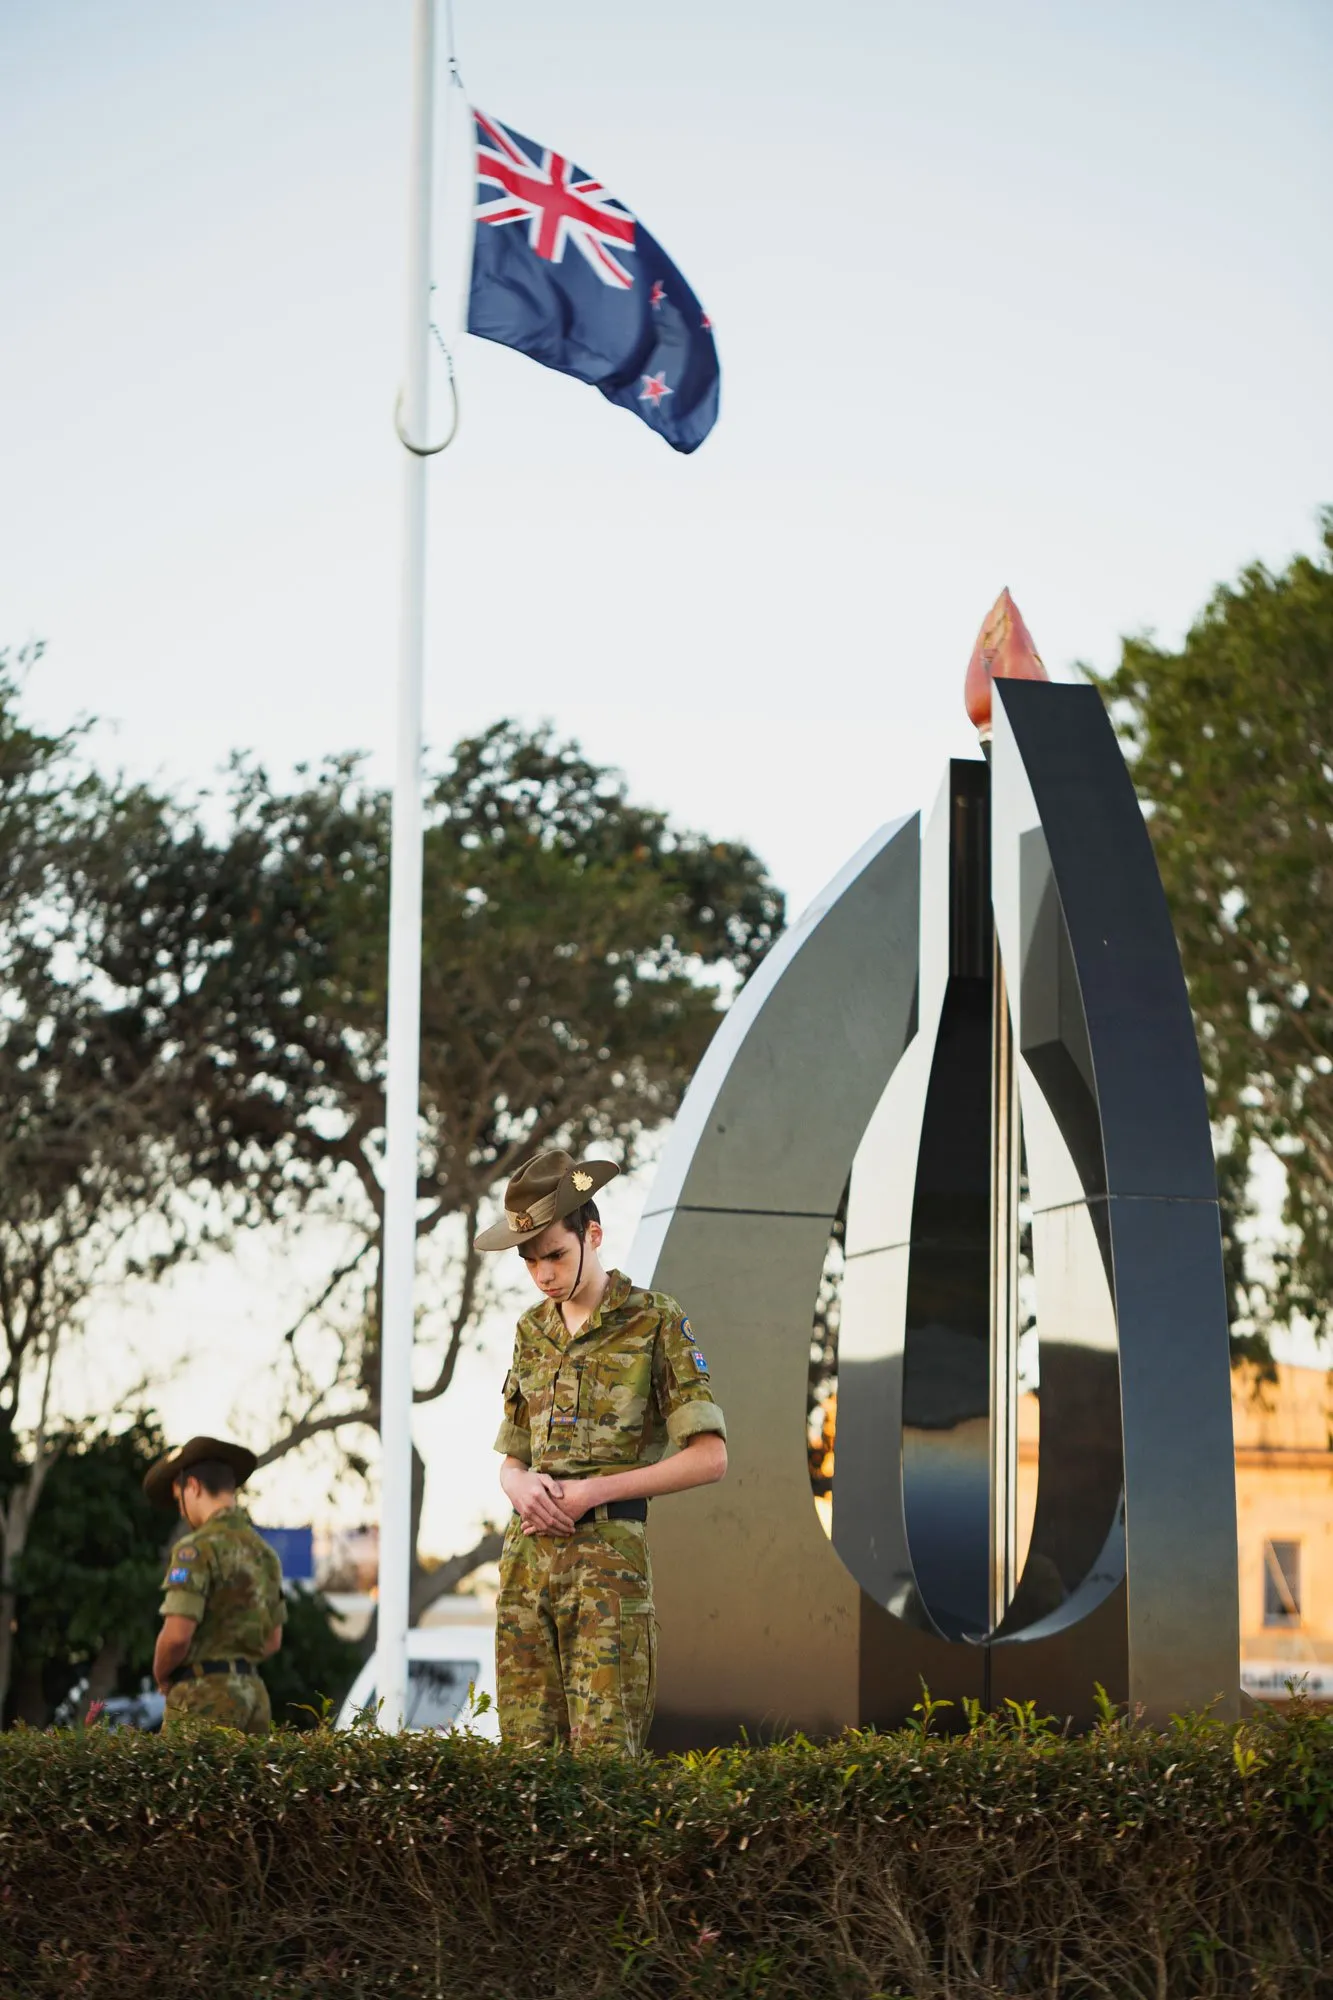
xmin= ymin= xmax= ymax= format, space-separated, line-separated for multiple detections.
xmin=638 ymin=371 xmax=673 ymax=407
xmin=650 ymin=280 xmax=666 ymax=310
xmin=701 ymin=311 xmax=711 ymax=329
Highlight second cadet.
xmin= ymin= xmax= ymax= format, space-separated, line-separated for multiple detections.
xmin=477 ymin=1149 xmax=728 ymax=1755
xmin=143 ymin=1435 xmax=286 ymax=1733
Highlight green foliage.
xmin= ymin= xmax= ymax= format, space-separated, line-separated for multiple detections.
xmin=3 ymin=1417 xmax=165 ymax=1726
xmin=1097 ymin=515 xmax=1333 ymax=1343
xmin=0 ymin=654 xmax=236 ymax=1716
xmin=0 ymin=670 xmax=783 ymax=1696
xmin=81 ymin=718 xmax=784 ymax=1232
xmin=71 ymin=719 xmax=785 ymax=1495
xmin=0 ymin=659 xmax=218 ymax=1418
xmin=259 ymin=1585 xmax=361 ymax=1731
xmin=0 ymin=641 xmax=86 ymax=916
xmin=1 ymin=1704 xmax=1329 ymax=1997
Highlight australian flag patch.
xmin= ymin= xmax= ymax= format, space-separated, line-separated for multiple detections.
xmin=168 ymin=1565 xmax=191 ymax=1585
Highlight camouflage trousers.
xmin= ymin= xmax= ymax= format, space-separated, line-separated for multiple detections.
xmin=163 ymin=1669 xmax=271 ymax=1734
xmin=497 ymin=1516 xmax=657 ymax=1754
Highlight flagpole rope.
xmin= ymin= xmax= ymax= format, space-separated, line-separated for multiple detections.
xmin=395 ymin=299 xmax=460 ymax=455
xmin=444 ymin=0 xmax=465 ymax=91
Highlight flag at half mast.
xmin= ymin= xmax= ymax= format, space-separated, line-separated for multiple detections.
xmin=467 ymin=110 xmax=720 ymax=454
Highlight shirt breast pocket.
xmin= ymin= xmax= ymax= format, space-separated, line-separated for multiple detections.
xmin=581 ymin=1352 xmax=652 ymax=1462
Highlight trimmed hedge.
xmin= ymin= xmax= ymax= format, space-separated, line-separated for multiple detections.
xmin=1 ymin=1699 xmax=1330 ymax=1999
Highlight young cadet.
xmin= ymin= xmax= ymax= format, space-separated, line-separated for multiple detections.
xmin=477 ymin=1148 xmax=727 ymax=1754
xmin=142 ymin=1435 xmax=286 ymax=1733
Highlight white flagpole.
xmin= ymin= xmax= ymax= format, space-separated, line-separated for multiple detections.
xmin=378 ymin=0 xmax=438 ymax=1734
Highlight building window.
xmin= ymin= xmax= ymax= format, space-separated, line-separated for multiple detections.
xmin=1263 ymin=1539 xmax=1301 ymax=1627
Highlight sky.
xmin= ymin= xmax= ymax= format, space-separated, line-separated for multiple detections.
xmin=2 ymin=0 xmax=1330 ymax=1558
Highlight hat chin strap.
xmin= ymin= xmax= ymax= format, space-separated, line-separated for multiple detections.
xmin=565 ymin=1232 xmax=587 ymax=1303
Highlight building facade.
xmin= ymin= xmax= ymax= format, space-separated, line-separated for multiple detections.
xmin=1231 ymin=1360 xmax=1333 ymax=1701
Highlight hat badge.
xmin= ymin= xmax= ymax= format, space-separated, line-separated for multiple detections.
xmin=572 ymin=1170 xmax=594 ymax=1192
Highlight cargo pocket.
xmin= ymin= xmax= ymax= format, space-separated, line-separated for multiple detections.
xmin=618 ymin=1597 xmax=658 ymax=1757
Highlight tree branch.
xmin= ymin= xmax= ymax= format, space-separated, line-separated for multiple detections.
xmin=279 ymin=1238 xmax=376 ymax=1350
xmin=254 ymin=1402 xmax=378 ymax=1469
xmin=409 ymin=1527 xmax=503 ymax=1624
xmin=414 ymin=1204 xmax=484 ymax=1405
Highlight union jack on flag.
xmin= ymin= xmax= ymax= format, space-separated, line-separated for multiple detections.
xmin=475 ymin=112 xmax=637 ymax=289
xmin=467 ymin=109 xmax=720 ymax=454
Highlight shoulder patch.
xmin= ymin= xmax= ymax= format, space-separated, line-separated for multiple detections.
xmin=676 ymin=1320 xmax=704 ymax=1368
xmin=174 ymin=1544 xmax=197 ymax=1560
xmin=167 ymin=1565 xmax=192 ymax=1585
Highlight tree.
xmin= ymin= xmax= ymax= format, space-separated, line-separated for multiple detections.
xmin=1 ymin=1417 xmax=165 ymax=1726
xmin=84 ymin=722 xmax=784 ymax=1611
xmin=0 ymin=656 xmax=233 ymax=1719
xmin=1098 ymin=514 xmax=1333 ymax=1345
xmin=0 ymin=661 xmax=367 ymax=1715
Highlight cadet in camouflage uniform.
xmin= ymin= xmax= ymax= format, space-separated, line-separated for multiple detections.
xmin=477 ymin=1150 xmax=727 ymax=1754
xmin=143 ymin=1435 xmax=286 ymax=1734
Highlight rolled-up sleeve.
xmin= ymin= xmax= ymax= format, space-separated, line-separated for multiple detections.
xmin=159 ymin=1539 xmax=210 ymax=1623
xmin=654 ymin=1305 xmax=727 ymax=1449
xmin=494 ymin=1362 xmax=532 ymax=1463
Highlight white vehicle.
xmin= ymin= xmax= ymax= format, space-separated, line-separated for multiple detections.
xmin=336 ymin=1607 xmax=501 ymax=1739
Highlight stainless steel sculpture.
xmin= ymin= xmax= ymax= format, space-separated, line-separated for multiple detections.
xmin=631 ymin=599 xmax=1239 ymax=1744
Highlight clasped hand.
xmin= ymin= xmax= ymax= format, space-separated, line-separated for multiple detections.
xmin=510 ymin=1467 xmax=595 ymax=1536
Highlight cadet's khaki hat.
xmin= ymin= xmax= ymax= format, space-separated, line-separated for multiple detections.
xmin=142 ymin=1435 xmax=258 ymax=1510
xmin=474 ymin=1148 xmax=618 ymax=1253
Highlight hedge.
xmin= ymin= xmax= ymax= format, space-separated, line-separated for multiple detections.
xmin=1 ymin=1695 xmax=1330 ymax=1999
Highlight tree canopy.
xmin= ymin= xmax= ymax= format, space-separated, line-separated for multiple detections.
xmin=76 ymin=719 xmax=784 ymax=1603
xmin=1 ymin=1417 xmax=165 ymax=1726
xmin=0 ymin=662 xmax=785 ymax=1670
xmin=0 ymin=653 xmax=234 ymax=1718
xmin=1099 ymin=514 xmax=1333 ymax=1344
xmin=0 ymin=648 xmax=234 ymax=1431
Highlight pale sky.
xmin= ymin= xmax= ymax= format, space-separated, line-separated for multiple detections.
xmin=2 ymin=0 xmax=1330 ymax=1557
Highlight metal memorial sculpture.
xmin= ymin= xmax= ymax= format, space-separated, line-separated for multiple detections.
xmin=630 ymin=594 xmax=1239 ymax=1745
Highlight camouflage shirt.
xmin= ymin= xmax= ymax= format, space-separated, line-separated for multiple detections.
xmin=495 ymin=1269 xmax=727 ymax=1478
xmin=159 ymin=1506 xmax=286 ymax=1663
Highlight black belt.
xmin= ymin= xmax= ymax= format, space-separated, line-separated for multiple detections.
xmin=514 ymin=1498 xmax=647 ymax=1526
xmin=168 ymin=1658 xmax=258 ymax=1686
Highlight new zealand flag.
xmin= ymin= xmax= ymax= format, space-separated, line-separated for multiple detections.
xmin=467 ymin=110 xmax=720 ymax=455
